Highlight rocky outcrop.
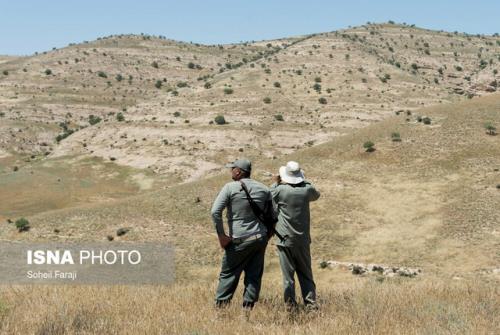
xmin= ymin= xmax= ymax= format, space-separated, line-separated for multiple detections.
xmin=321 ymin=260 xmax=422 ymax=278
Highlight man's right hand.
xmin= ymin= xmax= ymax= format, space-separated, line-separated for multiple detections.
xmin=218 ymin=234 xmax=232 ymax=249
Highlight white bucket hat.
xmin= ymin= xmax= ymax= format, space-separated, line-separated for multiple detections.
xmin=279 ymin=161 xmax=305 ymax=184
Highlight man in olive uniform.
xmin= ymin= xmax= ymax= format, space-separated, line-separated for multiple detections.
xmin=211 ymin=158 xmax=271 ymax=310
xmin=270 ymin=161 xmax=320 ymax=308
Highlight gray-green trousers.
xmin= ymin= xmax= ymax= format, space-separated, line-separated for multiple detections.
xmin=277 ymin=244 xmax=316 ymax=305
xmin=215 ymin=237 xmax=268 ymax=305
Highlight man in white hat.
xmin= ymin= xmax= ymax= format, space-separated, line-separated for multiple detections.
xmin=270 ymin=161 xmax=320 ymax=309
xmin=211 ymin=158 xmax=271 ymax=311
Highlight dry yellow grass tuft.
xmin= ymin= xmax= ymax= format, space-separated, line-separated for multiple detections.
xmin=0 ymin=278 xmax=498 ymax=334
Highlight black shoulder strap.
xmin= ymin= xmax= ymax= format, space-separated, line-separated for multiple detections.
xmin=239 ymin=181 xmax=264 ymax=220
xmin=239 ymin=180 xmax=285 ymax=241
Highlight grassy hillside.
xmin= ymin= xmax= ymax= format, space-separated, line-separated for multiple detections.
xmin=0 ymin=93 xmax=498 ymax=334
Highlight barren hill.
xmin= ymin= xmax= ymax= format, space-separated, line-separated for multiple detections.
xmin=1 ymin=23 xmax=499 ymax=188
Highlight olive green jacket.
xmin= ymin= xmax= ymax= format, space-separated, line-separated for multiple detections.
xmin=270 ymin=181 xmax=320 ymax=246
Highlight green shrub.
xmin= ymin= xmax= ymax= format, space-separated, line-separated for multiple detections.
xmin=422 ymin=117 xmax=432 ymax=125
xmin=151 ymin=61 xmax=159 ymax=68
xmin=273 ymin=82 xmax=281 ymax=88
xmin=391 ymin=132 xmax=401 ymax=142
xmin=177 ymin=82 xmax=188 ymax=88
xmin=274 ymin=114 xmax=284 ymax=121
xmin=314 ymin=77 xmax=322 ymax=83
xmin=318 ymin=97 xmax=327 ymax=104
xmin=155 ymin=80 xmax=162 ymax=89
xmin=455 ymin=65 xmax=463 ymax=71
xmin=15 ymin=218 xmax=30 ymax=232
xmin=187 ymin=62 xmax=195 ymax=69
xmin=97 ymin=71 xmax=107 ymax=78
xmin=411 ymin=63 xmax=418 ymax=70
xmin=44 ymin=69 xmax=52 ymax=75
xmin=88 ymin=114 xmax=102 ymax=125
xmin=380 ymin=74 xmax=391 ymax=83
xmin=484 ymin=122 xmax=497 ymax=135
xmin=173 ymin=111 xmax=181 ymax=117
xmin=56 ymin=129 xmax=74 ymax=142
xmin=224 ymin=87 xmax=233 ymax=95
xmin=116 ymin=112 xmax=125 ymax=122
xmin=214 ymin=115 xmax=226 ymax=125
xmin=313 ymin=83 xmax=322 ymax=92
xmin=363 ymin=141 xmax=375 ymax=152
xmin=115 ymin=74 xmax=123 ymax=82
xmin=204 ymin=82 xmax=211 ymax=89
xmin=263 ymin=97 xmax=272 ymax=104
xmin=2 ymin=70 xmax=8 ymax=76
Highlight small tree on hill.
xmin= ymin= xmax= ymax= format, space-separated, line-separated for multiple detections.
xmin=363 ymin=141 xmax=375 ymax=152
xmin=485 ymin=122 xmax=497 ymax=135
xmin=15 ymin=218 xmax=30 ymax=232
xmin=214 ymin=115 xmax=226 ymax=125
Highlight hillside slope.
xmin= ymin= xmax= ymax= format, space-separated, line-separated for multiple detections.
xmin=0 ymin=92 xmax=499 ymax=335
xmin=2 ymin=92 xmax=499 ymax=277
xmin=1 ymin=23 xmax=499 ymax=184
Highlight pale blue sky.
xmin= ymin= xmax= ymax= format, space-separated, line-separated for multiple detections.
xmin=1 ymin=0 xmax=499 ymax=55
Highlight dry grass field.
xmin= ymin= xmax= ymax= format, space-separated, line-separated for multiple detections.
xmin=0 ymin=22 xmax=499 ymax=334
